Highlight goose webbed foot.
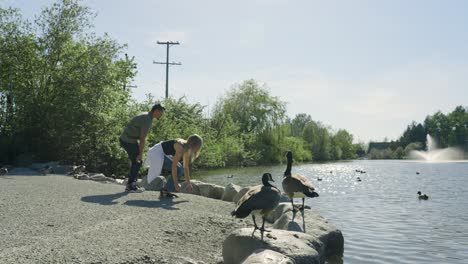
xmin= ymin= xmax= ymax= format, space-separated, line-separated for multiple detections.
xmin=259 ymin=227 xmax=271 ymax=233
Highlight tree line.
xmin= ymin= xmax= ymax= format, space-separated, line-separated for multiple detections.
xmin=0 ymin=0 xmax=359 ymax=176
xmin=368 ymin=106 xmax=468 ymax=159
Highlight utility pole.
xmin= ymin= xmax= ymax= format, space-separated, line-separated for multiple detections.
xmin=153 ymin=41 xmax=181 ymax=98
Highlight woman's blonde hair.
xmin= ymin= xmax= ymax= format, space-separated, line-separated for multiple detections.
xmin=176 ymin=134 xmax=203 ymax=161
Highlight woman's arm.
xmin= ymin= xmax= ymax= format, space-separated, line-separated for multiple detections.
xmin=171 ymin=143 xmax=183 ymax=192
xmin=183 ymin=152 xmax=191 ymax=192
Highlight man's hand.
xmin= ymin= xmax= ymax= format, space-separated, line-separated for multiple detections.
xmin=187 ymin=182 xmax=193 ymax=193
xmin=175 ymin=183 xmax=181 ymax=192
xmin=136 ymin=153 xmax=142 ymax=163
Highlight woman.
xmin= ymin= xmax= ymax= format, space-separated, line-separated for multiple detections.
xmin=145 ymin=134 xmax=203 ymax=195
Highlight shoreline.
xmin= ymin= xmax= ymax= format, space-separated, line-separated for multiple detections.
xmin=1 ymin=168 xmax=343 ymax=263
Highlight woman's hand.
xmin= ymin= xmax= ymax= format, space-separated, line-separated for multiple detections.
xmin=175 ymin=183 xmax=181 ymax=192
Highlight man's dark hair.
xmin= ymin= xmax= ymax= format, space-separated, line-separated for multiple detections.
xmin=151 ymin=103 xmax=165 ymax=113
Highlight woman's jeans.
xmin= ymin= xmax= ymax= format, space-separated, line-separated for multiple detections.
xmin=163 ymin=155 xmax=183 ymax=192
xmin=119 ymin=138 xmax=141 ymax=185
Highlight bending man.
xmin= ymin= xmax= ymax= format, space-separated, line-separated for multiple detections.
xmin=120 ymin=103 xmax=165 ymax=192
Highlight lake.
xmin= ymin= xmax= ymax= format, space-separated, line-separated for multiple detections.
xmin=194 ymin=160 xmax=468 ymax=264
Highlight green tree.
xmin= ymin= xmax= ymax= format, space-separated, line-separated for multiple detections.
xmin=220 ymin=79 xmax=286 ymax=134
xmin=332 ymin=129 xmax=356 ymax=159
xmin=0 ymin=1 xmax=136 ymax=175
xmin=290 ymin=113 xmax=313 ymax=137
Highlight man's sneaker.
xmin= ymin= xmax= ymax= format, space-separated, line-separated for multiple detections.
xmin=125 ymin=182 xmax=145 ymax=193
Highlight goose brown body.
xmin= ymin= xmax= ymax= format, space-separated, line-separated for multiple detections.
xmin=282 ymin=151 xmax=319 ymax=232
xmin=231 ymin=173 xmax=280 ymax=240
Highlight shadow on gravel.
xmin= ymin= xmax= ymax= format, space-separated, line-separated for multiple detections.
xmin=81 ymin=192 xmax=129 ymax=205
xmin=124 ymin=199 xmax=189 ymax=210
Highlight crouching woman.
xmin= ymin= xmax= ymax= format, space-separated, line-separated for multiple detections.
xmin=145 ymin=135 xmax=203 ymax=195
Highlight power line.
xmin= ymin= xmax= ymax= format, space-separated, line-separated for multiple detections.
xmin=153 ymin=41 xmax=181 ymax=98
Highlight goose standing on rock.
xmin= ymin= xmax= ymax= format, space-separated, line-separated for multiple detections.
xmin=231 ymin=173 xmax=281 ymax=241
xmin=0 ymin=167 xmax=8 ymax=176
xmin=282 ymin=151 xmax=319 ymax=230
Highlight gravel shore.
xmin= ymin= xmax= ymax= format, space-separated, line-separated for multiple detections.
xmin=0 ymin=172 xmax=248 ymax=263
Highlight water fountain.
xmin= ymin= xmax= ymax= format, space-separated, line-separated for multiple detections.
xmin=409 ymin=134 xmax=464 ymax=161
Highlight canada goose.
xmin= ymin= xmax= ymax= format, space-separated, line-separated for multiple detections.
xmin=417 ymin=191 xmax=429 ymax=200
xmin=317 ymin=177 xmax=323 ymax=181
xmin=356 ymin=177 xmax=362 ymax=182
xmin=227 ymin=174 xmax=234 ymax=178
xmin=231 ymin=173 xmax=280 ymax=241
xmin=0 ymin=167 xmax=8 ymax=176
xmin=416 ymin=172 xmax=420 ymax=175
xmin=282 ymin=151 xmax=319 ymax=231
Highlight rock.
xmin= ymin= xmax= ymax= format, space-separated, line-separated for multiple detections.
xmin=31 ymin=162 xmax=58 ymax=171
xmin=233 ymin=187 xmax=250 ymax=204
xmin=270 ymin=203 xmax=344 ymax=257
xmin=50 ymin=165 xmax=73 ymax=175
xmin=0 ymin=167 xmax=8 ymax=176
xmin=266 ymin=203 xmax=294 ymax=223
xmin=223 ymin=228 xmax=323 ymax=264
xmin=304 ymin=210 xmax=344 ymax=257
xmin=139 ymin=175 xmax=166 ymax=191
xmin=273 ymin=212 xmax=303 ymax=232
xmin=181 ymin=180 xmax=202 ymax=195
xmin=212 ymin=185 xmax=225 ymax=200
xmin=198 ymin=183 xmax=225 ymax=200
xmin=68 ymin=165 xmax=86 ymax=176
xmin=242 ymin=249 xmax=294 ymax=264
xmin=221 ymin=183 xmax=241 ymax=202
xmin=88 ymin=173 xmax=114 ymax=182
xmin=8 ymin=167 xmax=38 ymax=176
xmin=279 ymin=194 xmax=290 ymax=203
xmin=74 ymin=173 xmax=89 ymax=180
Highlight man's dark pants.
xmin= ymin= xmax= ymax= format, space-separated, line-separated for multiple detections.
xmin=119 ymin=138 xmax=141 ymax=184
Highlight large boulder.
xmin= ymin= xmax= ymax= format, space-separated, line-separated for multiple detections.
xmin=303 ymin=210 xmax=344 ymax=257
xmin=139 ymin=175 xmax=166 ymax=191
xmin=266 ymin=203 xmax=294 ymax=223
xmin=74 ymin=173 xmax=89 ymax=180
xmin=181 ymin=180 xmax=202 ymax=195
xmin=233 ymin=187 xmax=251 ymax=204
xmin=273 ymin=213 xmax=303 ymax=233
xmin=221 ymin=183 xmax=241 ymax=202
xmin=198 ymin=183 xmax=225 ymax=200
xmin=223 ymin=228 xmax=324 ymax=264
xmin=242 ymin=249 xmax=294 ymax=264
xmin=270 ymin=203 xmax=344 ymax=257
xmin=88 ymin=173 xmax=114 ymax=182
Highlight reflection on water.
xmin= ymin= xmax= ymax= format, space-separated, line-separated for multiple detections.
xmin=195 ymin=160 xmax=468 ymax=264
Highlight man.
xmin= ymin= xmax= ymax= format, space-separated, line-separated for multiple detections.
xmin=120 ymin=103 xmax=165 ymax=192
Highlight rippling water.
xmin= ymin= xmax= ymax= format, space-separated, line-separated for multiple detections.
xmin=195 ymin=160 xmax=468 ymax=264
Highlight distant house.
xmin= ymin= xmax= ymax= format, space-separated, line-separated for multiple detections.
xmin=367 ymin=142 xmax=391 ymax=153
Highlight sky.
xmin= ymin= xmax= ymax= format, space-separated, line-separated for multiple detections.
xmin=2 ymin=0 xmax=468 ymax=142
